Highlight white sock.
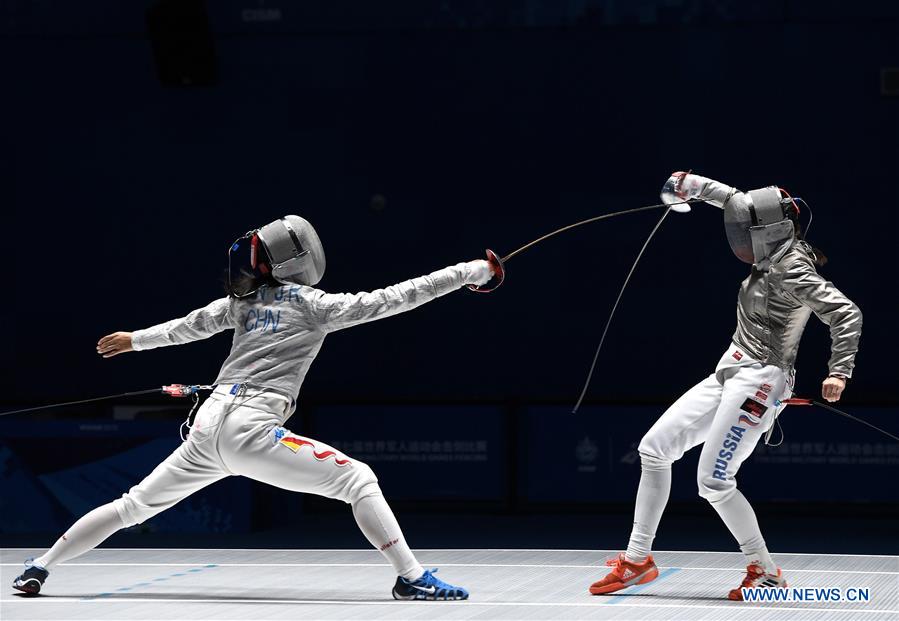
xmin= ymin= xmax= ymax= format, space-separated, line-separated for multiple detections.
xmin=709 ymin=490 xmax=777 ymax=574
xmin=743 ymin=546 xmax=777 ymax=575
xmin=625 ymin=453 xmax=671 ymax=564
xmin=34 ymin=503 xmax=125 ymax=570
xmin=352 ymin=488 xmax=424 ymax=581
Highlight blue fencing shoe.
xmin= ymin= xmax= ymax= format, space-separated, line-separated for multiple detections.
xmin=392 ymin=568 xmax=469 ymax=601
xmin=13 ymin=560 xmax=49 ymax=595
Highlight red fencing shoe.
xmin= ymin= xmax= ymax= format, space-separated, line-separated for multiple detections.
xmin=728 ymin=563 xmax=788 ymax=601
xmin=589 ymin=553 xmax=659 ymax=595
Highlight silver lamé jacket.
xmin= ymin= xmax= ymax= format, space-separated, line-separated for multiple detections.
xmin=696 ymin=178 xmax=862 ymax=378
xmin=130 ymin=262 xmax=489 ymax=401
xmin=734 ymin=241 xmax=862 ymax=377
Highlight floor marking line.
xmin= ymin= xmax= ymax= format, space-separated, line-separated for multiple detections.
xmin=1 ymin=597 xmax=895 ymax=614
xmin=88 ymin=564 xmax=220 ymax=600
xmin=3 ymin=562 xmax=894 ymax=575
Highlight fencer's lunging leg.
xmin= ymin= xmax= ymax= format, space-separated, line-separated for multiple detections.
xmin=352 ymin=482 xmax=424 ymax=580
xmin=33 ymin=503 xmax=125 ymax=570
xmin=697 ymin=365 xmax=788 ymax=574
xmin=625 ymin=453 xmax=671 ymax=563
xmin=219 ymin=411 xmax=426 ymax=581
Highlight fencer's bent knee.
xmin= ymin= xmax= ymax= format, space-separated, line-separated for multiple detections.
xmin=637 ymin=424 xmax=678 ymax=466
xmin=697 ymin=468 xmax=737 ymax=504
xmin=342 ymin=461 xmax=379 ymax=505
xmin=637 ymin=416 xmax=686 ymax=464
xmin=639 ymin=451 xmax=672 ymax=471
xmin=112 ymin=488 xmax=157 ymax=527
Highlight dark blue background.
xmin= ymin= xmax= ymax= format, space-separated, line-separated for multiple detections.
xmin=1 ymin=1 xmax=896 ymax=547
xmin=3 ymin=0 xmax=896 ymax=406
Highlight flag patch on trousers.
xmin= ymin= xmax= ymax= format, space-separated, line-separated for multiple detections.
xmin=738 ymin=414 xmax=760 ymax=427
xmin=272 ymin=427 xmax=351 ymax=466
xmin=739 ymin=397 xmax=767 ymax=417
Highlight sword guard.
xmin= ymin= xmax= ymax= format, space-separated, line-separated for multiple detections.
xmin=467 ymin=249 xmax=505 ymax=293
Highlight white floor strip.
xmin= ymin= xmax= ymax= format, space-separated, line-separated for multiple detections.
xmin=1 ymin=597 xmax=894 ymax=614
xmin=1 ymin=562 xmax=895 ymax=575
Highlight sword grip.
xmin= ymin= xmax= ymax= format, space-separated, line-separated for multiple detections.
xmin=781 ymin=397 xmax=812 ymax=406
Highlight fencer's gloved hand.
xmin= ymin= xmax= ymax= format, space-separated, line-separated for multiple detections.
xmin=661 ymin=171 xmax=704 ymax=207
xmin=465 ymin=259 xmax=495 ymax=287
xmin=666 ymin=171 xmax=704 ymax=200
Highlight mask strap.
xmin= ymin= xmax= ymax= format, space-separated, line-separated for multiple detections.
xmin=280 ymin=218 xmax=306 ymax=256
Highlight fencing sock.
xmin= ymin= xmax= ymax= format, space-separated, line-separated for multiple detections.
xmin=625 ymin=453 xmax=672 ymax=563
xmin=33 ymin=503 xmax=126 ymax=571
xmin=352 ymin=485 xmax=424 ymax=581
xmin=709 ymin=489 xmax=777 ymax=574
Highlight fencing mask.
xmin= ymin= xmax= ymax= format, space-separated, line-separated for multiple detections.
xmin=723 ymin=186 xmax=796 ymax=270
xmin=227 ymin=215 xmax=326 ymax=298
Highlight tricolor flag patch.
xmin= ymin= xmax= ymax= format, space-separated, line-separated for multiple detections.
xmin=272 ymin=427 xmax=351 ymax=466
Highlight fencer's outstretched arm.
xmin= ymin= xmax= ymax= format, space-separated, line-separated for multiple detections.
xmin=310 ymin=261 xmax=492 ymax=332
xmin=129 ymin=298 xmax=235 ymax=352
xmin=672 ymin=173 xmax=741 ymax=208
xmin=781 ymin=258 xmax=863 ymax=379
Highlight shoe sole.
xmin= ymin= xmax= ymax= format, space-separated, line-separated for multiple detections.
xmin=392 ymin=589 xmax=468 ymax=601
xmin=589 ymin=566 xmax=660 ymax=595
xmin=728 ymin=580 xmax=788 ymax=601
xmin=13 ymin=579 xmax=42 ymax=596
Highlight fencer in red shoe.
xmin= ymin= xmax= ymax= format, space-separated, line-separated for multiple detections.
xmin=589 ymin=554 xmax=659 ymax=595
xmin=728 ymin=562 xmax=788 ymax=601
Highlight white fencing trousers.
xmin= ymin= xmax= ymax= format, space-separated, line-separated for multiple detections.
xmin=626 ymin=345 xmax=791 ymax=564
xmin=38 ymin=386 xmax=423 ymax=580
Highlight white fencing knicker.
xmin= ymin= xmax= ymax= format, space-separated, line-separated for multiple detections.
xmin=625 ymin=343 xmax=793 ymax=568
xmin=638 ymin=343 xmax=792 ymax=500
xmin=113 ymin=384 xmax=379 ymax=527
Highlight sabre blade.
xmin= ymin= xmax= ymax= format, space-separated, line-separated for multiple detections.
xmin=781 ymin=397 xmax=898 ymax=443
xmin=499 ymin=199 xmax=702 ymax=264
xmin=572 ymin=206 xmax=675 ymax=413
xmin=812 ymin=400 xmax=899 ymax=443
xmin=0 ymin=384 xmax=216 ymax=417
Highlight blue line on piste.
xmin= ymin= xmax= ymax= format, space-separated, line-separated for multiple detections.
xmin=86 ymin=564 xmax=220 ymax=600
xmin=604 ymin=567 xmax=682 ymax=604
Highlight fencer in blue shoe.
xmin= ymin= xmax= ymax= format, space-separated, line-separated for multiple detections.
xmin=12 ymin=560 xmax=49 ymax=595
xmin=392 ymin=568 xmax=469 ymax=601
